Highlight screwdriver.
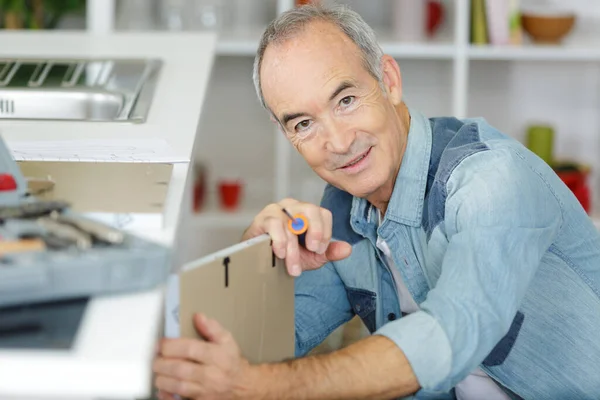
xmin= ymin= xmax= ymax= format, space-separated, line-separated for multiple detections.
xmin=282 ymin=208 xmax=307 ymax=248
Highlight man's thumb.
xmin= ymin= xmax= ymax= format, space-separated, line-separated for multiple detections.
xmin=300 ymin=240 xmax=352 ymax=272
xmin=324 ymin=240 xmax=352 ymax=261
xmin=193 ymin=313 xmax=228 ymax=344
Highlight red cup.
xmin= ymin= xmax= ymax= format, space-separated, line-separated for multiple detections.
xmin=218 ymin=180 xmax=243 ymax=211
xmin=556 ymin=169 xmax=591 ymax=213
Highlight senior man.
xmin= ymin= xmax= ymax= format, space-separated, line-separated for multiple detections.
xmin=153 ymin=4 xmax=600 ymax=399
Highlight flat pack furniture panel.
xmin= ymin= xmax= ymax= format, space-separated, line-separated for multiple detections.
xmin=178 ymin=234 xmax=295 ymax=364
xmin=18 ymin=161 xmax=172 ymax=213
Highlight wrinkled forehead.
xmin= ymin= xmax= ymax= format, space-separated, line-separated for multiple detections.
xmin=259 ymin=21 xmax=369 ymax=116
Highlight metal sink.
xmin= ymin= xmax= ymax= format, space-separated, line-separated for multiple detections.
xmin=0 ymin=58 xmax=162 ymax=123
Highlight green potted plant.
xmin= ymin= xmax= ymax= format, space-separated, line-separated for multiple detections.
xmin=0 ymin=0 xmax=86 ymax=30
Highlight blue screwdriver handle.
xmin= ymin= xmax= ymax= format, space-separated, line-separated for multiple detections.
xmin=283 ymin=209 xmax=308 ymax=248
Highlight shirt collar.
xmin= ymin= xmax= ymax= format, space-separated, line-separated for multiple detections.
xmin=350 ymin=106 xmax=432 ymax=231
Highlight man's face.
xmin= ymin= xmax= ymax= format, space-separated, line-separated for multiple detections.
xmin=260 ymin=20 xmax=405 ymax=199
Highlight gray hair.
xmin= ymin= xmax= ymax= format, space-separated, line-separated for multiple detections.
xmin=252 ymin=3 xmax=385 ymax=114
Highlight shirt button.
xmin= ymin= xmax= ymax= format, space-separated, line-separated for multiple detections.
xmin=388 ymin=313 xmax=396 ymax=321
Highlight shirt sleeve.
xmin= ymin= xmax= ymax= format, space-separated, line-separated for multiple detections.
xmin=374 ymin=147 xmax=563 ymax=392
xmin=294 ymin=261 xmax=354 ymax=357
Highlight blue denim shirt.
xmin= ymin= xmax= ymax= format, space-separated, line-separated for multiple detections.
xmin=294 ymin=107 xmax=600 ymax=399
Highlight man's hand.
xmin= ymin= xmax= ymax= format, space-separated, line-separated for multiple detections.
xmin=153 ymin=314 xmax=420 ymax=400
xmin=153 ymin=313 xmax=252 ymax=400
xmin=242 ymin=198 xmax=351 ymax=276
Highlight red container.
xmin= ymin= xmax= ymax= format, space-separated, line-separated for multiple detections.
xmin=556 ymin=168 xmax=591 ymax=213
xmin=218 ymin=180 xmax=243 ymax=211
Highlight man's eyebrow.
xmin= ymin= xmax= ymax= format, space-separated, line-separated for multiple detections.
xmin=281 ymin=112 xmax=308 ymax=127
xmin=329 ymin=81 xmax=355 ymax=102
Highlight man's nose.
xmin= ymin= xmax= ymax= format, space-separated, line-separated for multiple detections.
xmin=323 ymin=120 xmax=355 ymax=154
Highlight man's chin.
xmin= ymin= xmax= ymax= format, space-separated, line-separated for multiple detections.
xmin=319 ymin=172 xmax=383 ymax=198
xmin=338 ymin=181 xmax=382 ymax=199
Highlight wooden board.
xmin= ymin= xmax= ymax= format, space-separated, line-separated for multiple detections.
xmin=17 ymin=161 xmax=172 ymax=213
xmin=179 ymin=234 xmax=295 ymax=363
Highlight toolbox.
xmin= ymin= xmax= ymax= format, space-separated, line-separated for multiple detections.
xmin=0 ymin=135 xmax=171 ymax=308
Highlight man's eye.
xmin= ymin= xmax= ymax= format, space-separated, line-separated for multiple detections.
xmin=295 ymin=120 xmax=312 ymax=131
xmin=340 ymin=96 xmax=355 ymax=107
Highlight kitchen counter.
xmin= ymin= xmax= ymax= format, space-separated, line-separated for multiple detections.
xmin=0 ymin=31 xmax=217 ymax=244
xmin=0 ymin=31 xmax=217 ymax=399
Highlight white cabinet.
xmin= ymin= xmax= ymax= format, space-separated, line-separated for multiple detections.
xmin=90 ymin=0 xmax=600 ymax=255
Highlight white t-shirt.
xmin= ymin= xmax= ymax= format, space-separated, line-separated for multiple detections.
xmin=376 ymin=212 xmax=510 ymax=400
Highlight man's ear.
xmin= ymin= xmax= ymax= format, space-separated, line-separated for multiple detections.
xmin=381 ymin=55 xmax=402 ymax=105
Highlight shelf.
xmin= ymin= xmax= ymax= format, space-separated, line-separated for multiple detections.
xmin=469 ymin=37 xmax=600 ymax=61
xmin=215 ymin=26 xmax=456 ymax=59
xmin=381 ymin=41 xmax=456 ymax=59
xmin=377 ymin=30 xmax=456 ymax=59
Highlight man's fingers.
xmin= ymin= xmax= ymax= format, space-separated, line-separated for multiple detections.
xmin=301 ymin=205 xmax=325 ymax=253
xmin=264 ymin=215 xmax=287 ymax=259
xmin=319 ymin=208 xmax=333 ymax=254
xmin=277 ymin=197 xmax=301 ymax=210
xmin=243 ymin=200 xmax=296 ymax=241
xmin=156 ymin=390 xmax=177 ymax=400
xmin=153 ymin=358 xmax=203 ymax=381
xmin=155 ymin=375 xmax=202 ymax=399
xmin=285 ymin=228 xmax=302 ymax=276
xmin=243 ymin=198 xmax=336 ymax=274
xmin=160 ymin=337 xmax=221 ymax=364
xmin=278 ymin=199 xmax=332 ymax=255
xmin=160 ymin=337 xmax=201 ymax=360
xmin=194 ymin=313 xmax=232 ymax=345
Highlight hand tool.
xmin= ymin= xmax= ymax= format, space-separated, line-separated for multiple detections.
xmin=282 ymin=207 xmax=307 ymax=248
xmin=50 ymin=212 xmax=125 ymax=245
xmin=37 ymin=216 xmax=92 ymax=250
xmin=0 ymin=200 xmax=69 ymax=220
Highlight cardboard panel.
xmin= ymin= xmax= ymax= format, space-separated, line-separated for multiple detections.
xmin=17 ymin=161 xmax=172 ymax=213
xmin=179 ymin=235 xmax=295 ymax=364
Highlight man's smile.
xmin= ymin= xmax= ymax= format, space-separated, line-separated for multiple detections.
xmin=338 ymin=146 xmax=372 ymax=173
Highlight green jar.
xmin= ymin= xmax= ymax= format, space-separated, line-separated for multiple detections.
xmin=526 ymin=125 xmax=554 ymax=165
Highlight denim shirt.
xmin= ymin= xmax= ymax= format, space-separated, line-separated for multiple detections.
xmin=293 ymin=107 xmax=600 ymax=399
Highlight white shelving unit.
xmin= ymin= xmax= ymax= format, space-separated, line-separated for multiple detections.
xmin=87 ymin=0 xmax=600 ymax=256
xmin=86 ymin=0 xmax=115 ymax=33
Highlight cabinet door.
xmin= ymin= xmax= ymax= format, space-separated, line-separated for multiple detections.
xmin=177 ymin=234 xmax=295 ymax=363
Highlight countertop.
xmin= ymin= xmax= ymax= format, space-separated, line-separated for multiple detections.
xmin=0 ymin=30 xmax=217 ymax=243
xmin=0 ymin=31 xmax=217 ymax=400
